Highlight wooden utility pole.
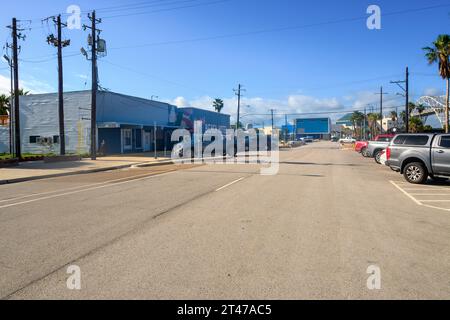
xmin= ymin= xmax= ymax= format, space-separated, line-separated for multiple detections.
xmin=46 ymin=15 xmax=70 ymax=155
xmin=375 ymin=86 xmax=388 ymax=134
xmin=405 ymin=67 xmax=409 ymax=133
xmin=391 ymin=67 xmax=409 ymax=133
xmin=234 ymin=84 xmax=245 ymax=129
xmin=11 ymin=18 xmax=21 ymax=159
xmin=83 ymin=11 xmax=102 ymax=160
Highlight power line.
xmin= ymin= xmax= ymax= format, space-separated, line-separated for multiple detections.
xmin=102 ymin=3 xmax=450 ymax=50
xmin=101 ymin=0 xmax=230 ymax=19
xmin=101 ymin=59 xmax=217 ymax=96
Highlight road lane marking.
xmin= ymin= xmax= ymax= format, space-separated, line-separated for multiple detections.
xmin=215 ymin=177 xmax=245 ymax=192
xmin=0 ymin=171 xmax=176 ymax=210
xmin=390 ymin=180 xmax=450 ymax=212
xmin=0 ymin=171 xmax=176 ymax=204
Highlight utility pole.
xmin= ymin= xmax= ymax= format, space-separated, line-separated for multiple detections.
xmin=83 ymin=11 xmax=102 ymax=160
xmin=9 ymin=18 xmax=24 ymax=159
xmin=3 ymin=48 xmax=14 ymax=156
xmin=375 ymin=86 xmax=388 ymax=134
xmin=271 ymin=109 xmax=275 ymax=131
xmin=46 ymin=15 xmax=70 ymax=155
xmin=285 ymin=114 xmax=288 ymax=141
xmin=233 ymin=84 xmax=245 ymax=130
xmin=364 ymin=106 xmax=367 ymax=140
xmin=391 ymin=67 xmax=409 ymax=133
xmin=405 ymin=67 xmax=409 ymax=133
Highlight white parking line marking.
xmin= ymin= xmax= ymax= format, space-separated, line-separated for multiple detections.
xmin=390 ymin=180 xmax=450 ymax=212
xmin=0 ymin=171 xmax=176 ymax=210
xmin=410 ymin=194 xmax=450 ymax=196
xmin=215 ymin=177 xmax=245 ymax=192
xmin=390 ymin=181 xmax=422 ymax=205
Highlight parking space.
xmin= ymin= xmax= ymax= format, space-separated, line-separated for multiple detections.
xmin=390 ymin=180 xmax=450 ymax=211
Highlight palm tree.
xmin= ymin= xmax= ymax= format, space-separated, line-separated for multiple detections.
xmin=400 ymin=111 xmax=406 ymax=128
xmin=0 ymin=94 xmax=10 ymax=116
xmin=212 ymin=98 xmax=224 ymax=113
xmin=409 ymin=117 xmax=424 ymax=133
xmin=367 ymin=113 xmax=381 ymax=138
xmin=390 ymin=111 xmax=398 ymax=121
xmin=408 ymin=102 xmax=417 ymax=116
xmin=423 ymin=34 xmax=450 ymax=133
xmin=415 ymin=104 xmax=426 ymax=116
xmin=350 ymin=111 xmax=365 ymax=139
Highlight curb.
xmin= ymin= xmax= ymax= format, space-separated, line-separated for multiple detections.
xmin=0 ymin=159 xmax=174 ymax=186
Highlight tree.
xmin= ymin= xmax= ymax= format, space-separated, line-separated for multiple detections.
xmin=408 ymin=102 xmax=417 ymax=116
xmin=415 ymin=103 xmax=426 ymax=116
xmin=409 ymin=117 xmax=424 ymax=133
xmin=212 ymin=98 xmax=224 ymax=113
xmin=400 ymin=111 xmax=406 ymax=126
xmin=423 ymin=34 xmax=450 ymax=133
xmin=350 ymin=111 xmax=365 ymax=139
xmin=390 ymin=111 xmax=398 ymax=122
xmin=367 ymin=113 xmax=381 ymax=138
xmin=0 ymin=94 xmax=9 ymax=116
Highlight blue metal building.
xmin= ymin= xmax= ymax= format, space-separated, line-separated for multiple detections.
xmin=295 ymin=118 xmax=331 ymax=140
xmin=2 ymin=90 xmax=230 ymax=156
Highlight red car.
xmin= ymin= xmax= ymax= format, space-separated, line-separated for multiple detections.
xmin=355 ymin=134 xmax=395 ymax=157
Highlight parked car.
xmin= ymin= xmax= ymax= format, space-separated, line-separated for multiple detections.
xmin=339 ymin=137 xmax=356 ymax=144
xmin=379 ymin=149 xmax=387 ymax=166
xmin=367 ymin=135 xmax=396 ymax=164
xmin=386 ymin=133 xmax=450 ymax=184
xmin=355 ymin=134 xmax=395 ymax=157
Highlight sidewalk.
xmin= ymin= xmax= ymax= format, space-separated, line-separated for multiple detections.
xmin=0 ymin=153 xmax=172 ymax=185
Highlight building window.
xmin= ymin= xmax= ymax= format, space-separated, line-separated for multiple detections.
xmin=53 ymin=135 xmax=60 ymax=144
xmin=29 ymin=136 xmax=40 ymax=144
xmin=123 ymin=129 xmax=132 ymax=150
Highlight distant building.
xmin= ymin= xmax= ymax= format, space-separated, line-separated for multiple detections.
xmin=336 ymin=113 xmax=353 ymax=129
xmin=0 ymin=90 xmax=230 ymax=155
xmin=177 ymin=107 xmax=230 ymax=134
xmin=295 ymin=117 xmax=331 ymax=140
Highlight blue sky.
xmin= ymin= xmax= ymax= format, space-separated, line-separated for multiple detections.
xmin=0 ymin=0 xmax=449 ymax=125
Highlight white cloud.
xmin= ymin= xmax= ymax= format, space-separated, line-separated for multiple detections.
xmin=0 ymin=74 xmax=54 ymax=95
xmin=0 ymin=75 xmax=11 ymax=95
xmin=423 ymin=87 xmax=444 ymax=96
xmin=171 ymin=96 xmax=190 ymax=107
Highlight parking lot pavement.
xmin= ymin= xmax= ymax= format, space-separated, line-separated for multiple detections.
xmin=3 ymin=141 xmax=450 ymax=299
xmin=391 ymin=180 xmax=450 ymax=211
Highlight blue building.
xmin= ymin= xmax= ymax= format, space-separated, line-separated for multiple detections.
xmin=295 ymin=118 xmax=331 ymax=140
xmin=178 ymin=107 xmax=230 ymax=134
xmin=0 ymin=90 xmax=230 ymax=155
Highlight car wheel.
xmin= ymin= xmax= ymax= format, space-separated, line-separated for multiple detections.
xmin=374 ymin=150 xmax=383 ymax=164
xmin=361 ymin=148 xmax=368 ymax=157
xmin=403 ymin=162 xmax=428 ymax=184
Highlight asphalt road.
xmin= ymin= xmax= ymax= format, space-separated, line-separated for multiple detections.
xmin=1 ymin=141 xmax=450 ymax=299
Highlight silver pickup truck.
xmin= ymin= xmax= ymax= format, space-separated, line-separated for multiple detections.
xmin=386 ymin=133 xmax=450 ymax=184
xmin=366 ymin=136 xmax=394 ymax=164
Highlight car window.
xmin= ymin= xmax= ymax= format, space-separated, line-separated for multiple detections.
xmin=393 ymin=135 xmax=407 ymax=145
xmin=439 ymin=136 xmax=450 ymax=148
xmin=404 ymin=135 xmax=429 ymax=146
